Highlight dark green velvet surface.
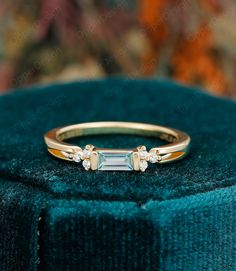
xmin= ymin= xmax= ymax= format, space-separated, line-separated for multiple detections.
xmin=0 ymin=79 xmax=236 ymax=270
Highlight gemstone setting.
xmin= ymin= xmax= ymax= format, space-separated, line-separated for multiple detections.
xmin=82 ymin=159 xmax=91 ymax=170
xmin=82 ymin=145 xmax=92 ymax=159
xmin=72 ymin=151 xmax=82 ymax=162
xmin=137 ymin=146 xmax=149 ymax=172
xmin=97 ymin=150 xmax=134 ymax=171
xmin=139 ymin=160 xmax=148 ymax=172
xmin=69 ymin=144 xmax=162 ymax=171
xmin=149 ymin=151 xmax=162 ymax=163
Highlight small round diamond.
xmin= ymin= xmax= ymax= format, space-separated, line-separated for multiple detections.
xmin=140 ymin=160 xmax=148 ymax=172
xmin=83 ymin=149 xmax=91 ymax=159
xmin=139 ymin=150 xmax=148 ymax=160
xmin=73 ymin=152 xmax=82 ymax=163
xmin=149 ymin=152 xmax=158 ymax=163
xmin=82 ymin=159 xmax=91 ymax=170
xmin=149 ymin=152 xmax=162 ymax=163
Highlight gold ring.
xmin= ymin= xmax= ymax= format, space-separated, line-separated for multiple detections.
xmin=44 ymin=121 xmax=191 ymax=172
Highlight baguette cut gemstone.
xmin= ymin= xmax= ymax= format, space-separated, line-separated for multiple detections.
xmin=97 ymin=150 xmax=133 ymax=171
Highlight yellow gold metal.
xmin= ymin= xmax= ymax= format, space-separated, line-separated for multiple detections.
xmin=132 ymin=151 xmax=140 ymax=171
xmin=90 ymin=151 xmax=98 ymax=170
xmin=44 ymin=121 xmax=191 ymax=171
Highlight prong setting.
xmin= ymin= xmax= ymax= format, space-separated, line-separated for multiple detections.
xmin=149 ymin=151 xmax=162 ymax=163
xmin=82 ymin=144 xmax=93 ymax=159
xmin=81 ymin=145 xmax=94 ymax=170
xmin=82 ymin=159 xmax=91 ymax=171
xmin=137 ymin=146 xmax=149 ymax=172
xmin=72 ymin=151 xmax=82 ymax=162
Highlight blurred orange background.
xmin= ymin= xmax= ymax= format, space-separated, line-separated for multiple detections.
xmin=0 ymin=0 xmax=236 ymax=97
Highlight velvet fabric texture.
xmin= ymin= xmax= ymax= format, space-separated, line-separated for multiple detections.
xmin=0 ymin=79 xmax=235 ymax=271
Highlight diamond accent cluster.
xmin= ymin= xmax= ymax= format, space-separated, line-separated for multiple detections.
xmin=61 ymin=144 xmax=94 ymax=170
xmin=137 ymin=146 xmax=149 ymax=172
xmin=137 ymin=146 xmax=162 ymax=172
xmin=81 ymin=145 xmax=93 ymax=170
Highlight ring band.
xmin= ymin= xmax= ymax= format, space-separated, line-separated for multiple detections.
xmin=44 ymin=121 xmax=191 ymax=172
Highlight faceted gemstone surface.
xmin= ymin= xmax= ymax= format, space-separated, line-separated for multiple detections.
xmin=97 ymin=150 xmax=133 ymax=171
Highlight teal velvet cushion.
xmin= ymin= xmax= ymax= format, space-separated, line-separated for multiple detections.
xmin=0 ymin=79 xmax=235 ymax=271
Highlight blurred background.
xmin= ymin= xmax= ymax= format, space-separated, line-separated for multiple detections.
xmin=1 ymin=0 xmax=236 ymax=97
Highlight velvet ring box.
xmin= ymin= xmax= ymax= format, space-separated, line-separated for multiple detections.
xmin=0 ymin=79 xmax=235 ymax=271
